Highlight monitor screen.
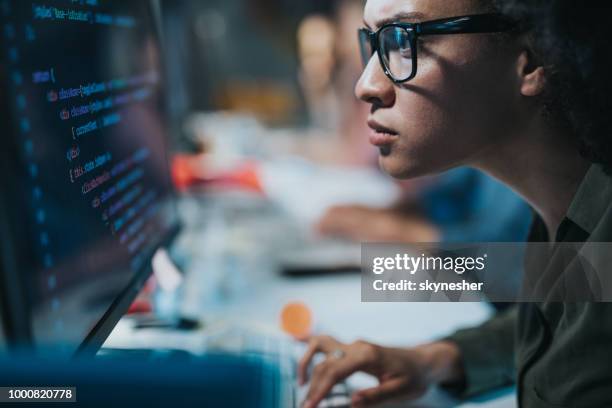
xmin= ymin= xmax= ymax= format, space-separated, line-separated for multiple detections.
xmin=0 ymin=0 xmax=179 ymax=354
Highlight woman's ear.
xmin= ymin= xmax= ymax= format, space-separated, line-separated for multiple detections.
xmin=517 ymin=50 xmax=546 ymax=97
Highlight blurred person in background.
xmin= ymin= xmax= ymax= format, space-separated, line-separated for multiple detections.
xmin=297 ymin=15 xmax=339 ymax=132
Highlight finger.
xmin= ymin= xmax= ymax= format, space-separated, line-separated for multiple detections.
xmin=352 ymin=377 xmax=422 ymax=407
xmin=304 ymin=359 xmax=355 ymax=408
xmin=298 ymin=341 xmax=319 ymax=385
xmin=297 ymin=336 xmax=337 ymax=385
xmin=299 ymin=334 xmax=314 ymax=344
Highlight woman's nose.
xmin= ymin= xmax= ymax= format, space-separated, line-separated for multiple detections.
xmin=355 ymin=55 xmax=396 ymax=108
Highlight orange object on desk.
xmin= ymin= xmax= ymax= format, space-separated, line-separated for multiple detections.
xmin=280 ymin=302 xmax=312 ymax=340
xmin=172 ymin=154 xmax=263 ymax=193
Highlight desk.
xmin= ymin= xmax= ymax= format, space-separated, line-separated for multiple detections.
xmin=105 ymin=192 xmax=516 ymax=407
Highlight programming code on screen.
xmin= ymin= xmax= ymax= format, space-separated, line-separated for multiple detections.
xmin=0 ymin=0 xmax=176 ymax=349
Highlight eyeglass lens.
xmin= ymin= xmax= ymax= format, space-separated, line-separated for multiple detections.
xmin=379 ymin=26 xmax=413 ymax=81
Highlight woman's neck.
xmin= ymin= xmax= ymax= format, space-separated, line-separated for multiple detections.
xmin=472 ymin=118 xmax=590 ymax=241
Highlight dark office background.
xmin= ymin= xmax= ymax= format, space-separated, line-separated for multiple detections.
xmin=160 ymin=0 xmax=338 ymax=128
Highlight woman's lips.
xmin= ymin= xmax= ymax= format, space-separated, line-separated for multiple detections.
xmin=367 ymin=120 xmax=399 ymax=147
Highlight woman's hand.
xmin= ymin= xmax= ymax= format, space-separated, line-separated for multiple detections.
xmin=298 ymin=336 xmax=464 ymax=408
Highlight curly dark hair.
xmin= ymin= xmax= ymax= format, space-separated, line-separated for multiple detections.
xmin=492 ymin=1 xmax=612 ymax=173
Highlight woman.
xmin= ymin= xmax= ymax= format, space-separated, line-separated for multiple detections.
xmin=299 ymin=1 xmax=612 ymax=407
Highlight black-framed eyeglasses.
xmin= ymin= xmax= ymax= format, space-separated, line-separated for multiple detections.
xmin=358 ymin=13 xmax=517 ymax=84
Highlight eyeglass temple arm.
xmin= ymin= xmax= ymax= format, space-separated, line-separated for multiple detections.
xmin=416 ymin=14 xmax=516 ymax=36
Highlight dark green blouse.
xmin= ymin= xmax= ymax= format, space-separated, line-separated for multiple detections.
xmin=449 ymin=164 xmax=612 ymax=407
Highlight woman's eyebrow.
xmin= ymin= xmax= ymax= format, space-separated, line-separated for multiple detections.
xmin=364 ymin=11 xmax=426 ymax=30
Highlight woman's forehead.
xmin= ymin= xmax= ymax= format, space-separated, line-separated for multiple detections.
xmin=363 ymin=0 xmax=483 ymax=30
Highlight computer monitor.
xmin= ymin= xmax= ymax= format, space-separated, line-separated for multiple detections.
xmin=0 ymin=0 xmax=179 ymax=355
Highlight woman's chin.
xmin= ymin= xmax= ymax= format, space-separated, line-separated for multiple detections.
xmin=379 ymin=154 xmax=423 ymax=180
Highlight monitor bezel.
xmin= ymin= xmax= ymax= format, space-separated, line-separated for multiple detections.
xmin=76 ymin=225 xmax=180 ymax=356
